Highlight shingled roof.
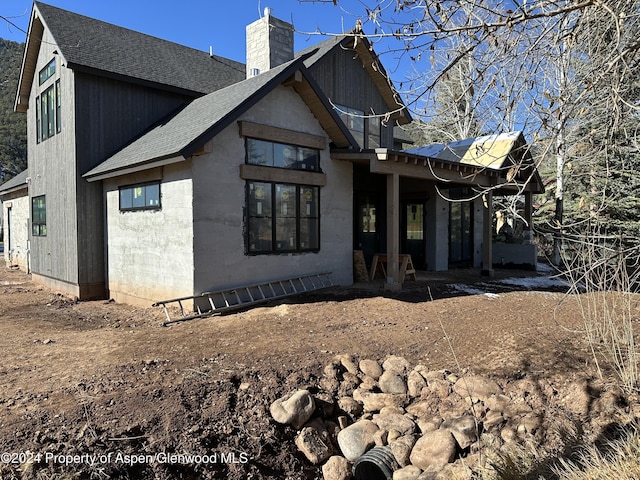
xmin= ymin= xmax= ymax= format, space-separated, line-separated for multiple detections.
xmin=16 ymin=2 xmax=245 ymax=111
xmin=0 ymin=169 xmax=29 ymax=196
xmin=84 ymin=58 xmax=357 ymax=181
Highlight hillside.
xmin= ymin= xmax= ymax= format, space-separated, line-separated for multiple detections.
xmin=0 ymin=38 xmax=27 ymax=183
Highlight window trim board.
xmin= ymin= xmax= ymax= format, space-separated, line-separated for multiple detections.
xmin=238 ymin=121 xmax=326 ymax=150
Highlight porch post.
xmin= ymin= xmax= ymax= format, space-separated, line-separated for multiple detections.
xmin=481 ymin=190 xmax=494 ymax=277
xmin=523 ymin=191 xmax=534 ymax=244
xmin=385 ymin=173 xmax=401 ymax=291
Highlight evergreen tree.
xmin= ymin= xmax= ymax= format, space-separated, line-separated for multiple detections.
xmin=0 ymin=39 xmax=26 ymax=183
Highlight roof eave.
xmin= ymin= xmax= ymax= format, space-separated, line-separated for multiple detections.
xmin=68 ymin=63 xmax=208 ymax=98
xmin=332 ymin=147 xmax=544 ymax=193
xmin=84 ymin=154 xmax=185 ymax=182
xmin=15 ymin=6 xmax=44 ymax=113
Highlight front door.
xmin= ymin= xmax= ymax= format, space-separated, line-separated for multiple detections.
xmin=402 ymin=201 xmax=426 ymax=269
xmin=449 ymin=200 xmax=474 ymax=266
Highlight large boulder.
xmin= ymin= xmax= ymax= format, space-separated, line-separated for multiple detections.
xmin=337 ymin=420 xmax=380 ymax=461
xmin=379 ymin=369 xmax=408 ymax=395
xmin=440 ymin=415 xmax=478 ymax=449
xmin=270 ymin=389 xmax=315 ymax=430
xmin=453 ymin=375 xmax=502 ymax=403
xmin=409 ymin=430 xmax=456 ymax=469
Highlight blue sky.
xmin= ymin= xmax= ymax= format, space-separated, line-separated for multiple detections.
xmin=1 ymin=1 xmax=383 ymax=63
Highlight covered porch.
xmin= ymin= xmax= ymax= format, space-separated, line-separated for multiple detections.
xmin=332 ymin=131 xmax=545 ymax=290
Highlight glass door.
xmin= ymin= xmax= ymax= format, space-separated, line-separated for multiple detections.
xmin=402 ymin=202 xmax=426 ymax=269
xmin=449 ymin=200 xmax=474 ymax=265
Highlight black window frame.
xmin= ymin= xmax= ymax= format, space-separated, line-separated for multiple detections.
xmin=119 ymin=182 xmax=161 ymax=211
xmin=245 ymin=138 xmax=320 ymax=172
xmin=40 ymin=84 xmax=56 ymax=141
xmin=36 ymin=59 xmax=61 ymax=142
xmin=36 ymin=95 xmax=41 ymax=144
xmin=246 ymin=181 xmax=320 ymax=254
xmin=335 ymin=104 xmax=384 ymax=148
xmin=38 ymin=58 xmax=56 ymax=85
xmin=55 ymin=80 xmax=61 ymax=134
xmin=32 ymin=195 xmax=47 ymax=237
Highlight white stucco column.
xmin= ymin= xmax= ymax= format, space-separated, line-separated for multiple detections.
xmin=481 ymin=191 xmax=494 ymax=277
xmin=385 ymin=173 xmax=401 ymax=290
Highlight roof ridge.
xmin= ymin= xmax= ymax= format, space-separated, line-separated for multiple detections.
xmin=34 ymin=1 xmax=241 ymax=66
xmin=28 ymin=2 xmax=246 ymax=96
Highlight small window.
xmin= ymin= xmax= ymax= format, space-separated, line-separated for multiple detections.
xmin=119 ymin=182 xmax=161 ymax=211
xmin=38 ymin=59 xmax=56 ymax=85
xmin=246 ymin=138 xmax=320 ymax=172
xmin=32 ymin=195 xmax=46 ymax=236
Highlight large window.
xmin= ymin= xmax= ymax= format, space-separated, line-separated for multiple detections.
xmin=119 ymin=182 xmax=161 ymax=211
xmin=247 ymin=181 xmax=319 ymax=253
xmin=36 ymin=58 xmax=61 ymax=143
xmin=39 ymin=85 xmax=56 ymax=141
xmin=32 ymin=195 xmax=46 ymax=236
xmin=36 ymin=69 xmax=61 ymax=143
xmin=246 ymin=138 xmax=320 ymax=171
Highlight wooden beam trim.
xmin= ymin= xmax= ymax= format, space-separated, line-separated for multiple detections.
xmin=238 ymin=120 xmax=327 ymax=150
xmin=239 ymin=164 xmax=327 ymax=187
xmin=371 ymin=158 xmax=496 ymax=187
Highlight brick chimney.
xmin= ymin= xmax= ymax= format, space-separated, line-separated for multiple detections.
xmin=246 ymin=7 xmax=294 ymax=78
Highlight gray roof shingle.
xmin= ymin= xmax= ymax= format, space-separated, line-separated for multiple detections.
xmin=35 ymin=2 xmax=246 ymax=95
xmin=0 ymin=169 xmax=29 ymax=195
xmin=84 ymin=60 xmax=308 ymax=179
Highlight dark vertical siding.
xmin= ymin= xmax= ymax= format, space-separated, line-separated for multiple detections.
xmin=73 ymin=73 xmax=194 ymax=287
xmin=307 ymin=47 xmax=395 ymax=148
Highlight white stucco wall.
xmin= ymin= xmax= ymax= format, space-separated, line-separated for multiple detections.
xmin=192 ymin=85 xmax=353 ymax=293
xmin=103 ymin=163 xmax=194 ymax=305
xmin=2 ymin=191 xmax=30 ymax=271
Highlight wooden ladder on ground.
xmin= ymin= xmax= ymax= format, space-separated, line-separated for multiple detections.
xmin=153 ymin=272 xmax=333 ymax=326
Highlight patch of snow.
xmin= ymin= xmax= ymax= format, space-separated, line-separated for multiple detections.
xmin=498 ymin=275 xmax=569 ymax=290
xmin=535 ymin=262 xmax=557 ymax=274
xmin=449 ymin=284 xmax=493 ymax=296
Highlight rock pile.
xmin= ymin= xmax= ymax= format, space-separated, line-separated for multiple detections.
xmin=269 ymin=353 xmax=624 ymax=480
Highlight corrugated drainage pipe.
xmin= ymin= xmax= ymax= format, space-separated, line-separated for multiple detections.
xmin=352 ymin=445 xmax=399 ymax=480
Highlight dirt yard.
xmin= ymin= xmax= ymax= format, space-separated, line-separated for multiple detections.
xmin=0 ymin=265 xmax=635 ymax=479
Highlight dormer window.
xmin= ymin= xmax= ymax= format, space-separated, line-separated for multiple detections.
xmin=38 ymin=59 xmax=56 ymax=85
